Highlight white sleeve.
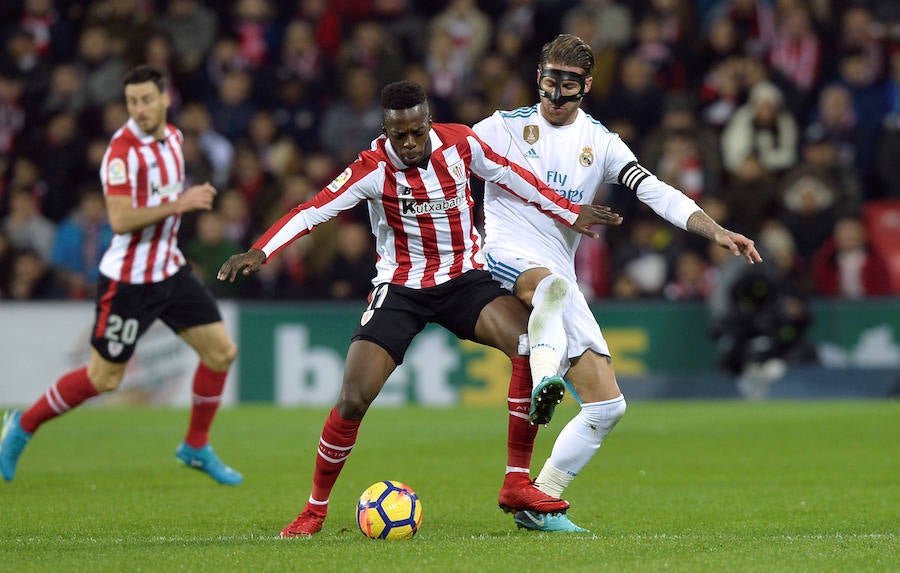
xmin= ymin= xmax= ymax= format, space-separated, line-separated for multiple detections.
xmin=605 ymin=137 xmax=701 ymax=230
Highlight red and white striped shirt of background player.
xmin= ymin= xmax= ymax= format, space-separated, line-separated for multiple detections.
xmin=253 ymin=123 xmax=583 ymax=290
xmin=97 ymin=117 xmax=187 ymax=284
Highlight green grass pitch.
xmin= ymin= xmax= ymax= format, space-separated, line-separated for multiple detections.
xmin=2 ymin=400 xmax=897 ymax=572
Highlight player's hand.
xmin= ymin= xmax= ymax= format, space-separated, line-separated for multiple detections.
xmin=177 ymin=182 xmax=217 ymax=214
xmin=217 ymin=248 xmax=266 ymax=282
xmin=572 ymin=205 xmax=623 ymax=239
xmin=714 ymin=229 xmax=763 ymax=264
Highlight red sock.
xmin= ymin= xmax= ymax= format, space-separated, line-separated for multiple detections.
xmin=307 ymin=408 xmax=361 ymax=516
xmin=184 ymin=363 xmax=227 ymax=448
xmin=506 ymin=356 xmax=537 ymax=477
xmin=20 ymin=367 xmax=98 ymax=433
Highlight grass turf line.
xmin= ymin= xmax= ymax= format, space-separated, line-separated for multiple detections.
xmin=1 ymin=401 xmax=897 ymax=572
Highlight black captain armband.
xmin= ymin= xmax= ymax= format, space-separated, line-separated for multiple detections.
xmin=618 ymin=161 xmax=652 ymax=191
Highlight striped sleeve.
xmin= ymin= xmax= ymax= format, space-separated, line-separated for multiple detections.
xmin=465 ymin=131 xmax=579 ymax=227
xmin=252 ymin=159 xmax=380 ymax=260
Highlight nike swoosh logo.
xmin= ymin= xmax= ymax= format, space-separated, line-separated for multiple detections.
xmin=522 ymin=511 xmax=545 ymax=527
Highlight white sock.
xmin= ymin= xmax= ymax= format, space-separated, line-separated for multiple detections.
xmin=535 ymin=395 xmax=626 ymax=496
xmin=528 ymin=275 xmax=574 ymax=387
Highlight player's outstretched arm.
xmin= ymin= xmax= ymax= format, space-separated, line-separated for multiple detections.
xmin=217 ymin=248 xmax=266 ymax=282
xmin=686 ymin=210 xmax=762 ymax=264
xmin=571 ymin=205 xmax=623 ymax=239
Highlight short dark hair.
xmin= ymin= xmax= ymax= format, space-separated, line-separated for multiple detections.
xmin=539 ymin=34 xmax=594 ymax=75
xmin=123 ymin=64 xmax=166 ymax=93
xmin=381 ymin=80 xmax=427 ymax=111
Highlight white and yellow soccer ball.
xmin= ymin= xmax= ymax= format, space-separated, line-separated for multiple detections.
xmin=356 ymin=480 xmax=423 ymax=540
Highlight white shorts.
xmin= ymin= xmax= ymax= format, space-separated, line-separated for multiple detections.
xmin=485 ymin=249 xmax=611 ymax=372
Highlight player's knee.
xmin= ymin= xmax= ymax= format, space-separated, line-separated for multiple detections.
xmin=89 ymin=370 xmax=124 ymax=393
xmin=582 ymin=395 xmax=626 ymax=432
xmin=335 ymin=395 xmax=369 ymax=421
xmin=538 ymin=274 xmax=576 ymax=307
xmin=203 ymin=341 xmax=238 ymax=372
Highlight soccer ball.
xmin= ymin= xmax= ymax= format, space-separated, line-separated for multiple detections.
xmin=356 ymin=480 xmax=423 ymax=540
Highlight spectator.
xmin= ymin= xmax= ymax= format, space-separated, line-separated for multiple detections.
xmin=562 ymin=0 xmax=633 ymax=52
xmin=17 ymin=0 xmax=76 ymax=64
xmin=49 ymin=190 xmax=112 ymax=299
xmin=429 ymin=0 xmax=492 ymax=77
xmin=317 ymin=66 xmax=382 ymax=165
xmin=805 ymin=83 xmax=861 ymax=179
xmin=179 ymin=102 xmax=234 ymax=190
xmin=721 ymin=80 xmax=797 ymax=177
xmin=84 ymin=0 xmax=155 ymax=67
xmin=779 ymin=167 xmax=838 ymax=265
xmin=316 ymin=221 xmax=375 ymax=300
xmin=40 ymin=64 xmax=86 ymax=121
xmin=206 ymin=69 xmax=256 ymax=141
xmin=217 ymin=189 xmax=252 ymax=246
xmin=602 ymin=53 xmax=664 ymax=144
xmin=277 ymin=20 xmax=328 ymax=92
xmin=269 ymin=73 xmax=321 ymax=153
xmin=184 ymin=211 xmax=242 ymax=297
xmin=2 ymin=188 xmax=55 ymax=261
xmin=1 ymin=28 xmax=51 ymax=118
xmin=74 ymin=25 xmax=126 ymax=109
xmin=291 ymin=0 xmax=343 ymax=60
xmin=157 ymin=0 xmax=218 ymax=74
xmin=0 ymin=74 xmax=26 ymax=157
xmin=32 ymin=111 xmax=87 ymax=222
xmin=336 ymin=20 xmax=404 ymax=88
xmin=811 ymin=216 xmax=891 ymax=298
xmin=768 ymin=3 xmax=821 ymax=116
xmin=229 ymin=144 xmax=281 ymax=231
xmin=663 ymin=249 xmax=715 ymax=301
xmin=7 ymin=247 xmax=63 ymax=300
xmin=228 ymin=0 xmax=280 ymax=73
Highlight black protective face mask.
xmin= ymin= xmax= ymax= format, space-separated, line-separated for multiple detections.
xmin=538 ymin=68 xmax=587 ymax=105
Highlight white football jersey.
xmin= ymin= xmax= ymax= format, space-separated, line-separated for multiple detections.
xmin=474 ymin=105 xmax=699 ymax=279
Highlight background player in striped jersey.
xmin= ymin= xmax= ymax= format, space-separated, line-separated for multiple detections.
xmin=474 ymin=34 xmax=762 ymax=532
xmin=0 ymin=65 xmax=242 ymax=486
xmin=218 ymin=80 xmax=622 ymax=537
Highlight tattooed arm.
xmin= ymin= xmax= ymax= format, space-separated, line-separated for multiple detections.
xmin=686 ymin=210 xmax=763 ymax=264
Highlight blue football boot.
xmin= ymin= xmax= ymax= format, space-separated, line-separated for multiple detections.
xmin=529 ymin=376 xmax=566 ymax=425
xmin=0 ymin=410 xmax=32 ymax=482
xmin=514 ymin=510 xmax=589 ymax=533
xmin=175 ymin=442 xmax=243 ymax=485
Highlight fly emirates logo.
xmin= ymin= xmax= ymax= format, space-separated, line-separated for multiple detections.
xmin=546 ymin=170 xmax=584 ymax=204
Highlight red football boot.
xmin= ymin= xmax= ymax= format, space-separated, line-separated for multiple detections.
xmin=280 ymin=508 xmax=326 ymax=537
xmin=497 ymin=473 xmax=569 ymax=513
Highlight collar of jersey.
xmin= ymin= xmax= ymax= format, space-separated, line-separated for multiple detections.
xmin=536 ymin=106 xmax=584 ymax=133
xmin=126 ymin=118 xmax=167 ymax=145
xmin=384 ymin=128 xmax=442 ymax=170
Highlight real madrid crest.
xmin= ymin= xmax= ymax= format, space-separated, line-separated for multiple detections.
xmin=523 ymin=125 xmax=539 ymax=145
xmin=579 ymin=146 xmax=594 ymax=167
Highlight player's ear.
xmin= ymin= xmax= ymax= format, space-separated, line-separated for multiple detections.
xmin=584 ymin=75 xmax=593 ymax=95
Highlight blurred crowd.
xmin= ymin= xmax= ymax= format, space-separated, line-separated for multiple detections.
xmin=1 ymin=0 xmax=899 ymax=304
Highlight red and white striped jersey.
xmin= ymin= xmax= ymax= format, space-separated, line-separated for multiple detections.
xmin=253 ymin=122 xmax=581 ymax=289
xmin=98 ymin=118 xmax=187 ymax=283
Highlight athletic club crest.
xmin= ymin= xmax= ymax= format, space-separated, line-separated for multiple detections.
xmin=448 ymin=161 xmax=466 ymax=183
xmin=108 ymin=340 xmax=123 ymax=358
xmin=579 ymin=146 xmax=594 ymax=167
xmin=523 ymin=125 xmax=539 ymax=145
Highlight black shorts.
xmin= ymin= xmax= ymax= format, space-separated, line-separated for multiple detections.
xmin=91 ymin=266 xmax=222 ymax=362
xmin=352 ymin=269 xmax=510 ymax=365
